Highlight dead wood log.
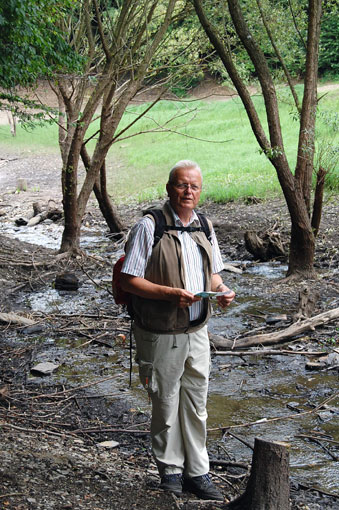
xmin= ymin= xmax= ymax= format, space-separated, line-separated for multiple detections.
xmin=0 ymin=312 xmax=35 ymax=326
xmin=27 ymin=201 xmax=63 ymax=226
xmin=227 ymin=438 xmax=290 ymax=510
xmin=244 ymin=231 xmax=267 ymax=260
xmin=32 ymin=202 xmax=43 ymax=216
xmin=244 ymin=231 xmax=286 ymax=261
xmin=209 ymin=306 xmax=339 ymax=350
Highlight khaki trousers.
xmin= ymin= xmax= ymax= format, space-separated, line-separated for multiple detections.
xmin=133 ymin=323 xmax=210 ymax=478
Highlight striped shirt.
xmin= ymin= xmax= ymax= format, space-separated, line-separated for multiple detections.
xmin=122 ymin=205 xmax=224 ymax=321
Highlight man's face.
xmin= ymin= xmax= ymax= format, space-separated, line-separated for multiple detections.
xmin=166 ymin=167 xmax=202 ymax=216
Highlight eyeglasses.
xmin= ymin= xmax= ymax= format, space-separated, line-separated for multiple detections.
xmin=171 ymin=183 xmax=201 ymax=192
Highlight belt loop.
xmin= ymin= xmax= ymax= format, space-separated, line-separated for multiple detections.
xmin=172 ymin=335 xmax=178 ymax=348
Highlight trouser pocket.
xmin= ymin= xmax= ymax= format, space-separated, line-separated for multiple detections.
xmin=134 ymin=324 xmax=159 ymax=393
xmin=138 ymin=360 xmax=157 ymax=393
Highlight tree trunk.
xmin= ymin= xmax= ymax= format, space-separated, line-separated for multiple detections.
xmin=287 ymin=220 xmax=315 ymax=277
xmin=193 ymin=0 xmax=323 ymax=279
xmin=60 ymin=145 xmax=82 ymax=253
xmin=94 ymin=163 xmax=124 ymax=233
xmin=311 ymin=166 xmax=326 ymax=237
xmin=295 ymin=0 xmax=322 ymax=214
xmin=227 ymin=438 xmax=290 ymax=510
xmin=80 ymin=147 xmax=124 ymax=233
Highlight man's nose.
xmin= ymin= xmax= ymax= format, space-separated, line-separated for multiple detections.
xmin=184 ymin=184 xmax=194 ymax=192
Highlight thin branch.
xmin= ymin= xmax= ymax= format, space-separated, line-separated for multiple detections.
xmin=93 ymin=0 xmax=111 ymax=61
xmin=288 ymin=0 xmax=307 ymax=51
xmin=256 ymin=0 xmax=300 ymax=112
xmin=113 ymin=125 xmax=232 ymax=145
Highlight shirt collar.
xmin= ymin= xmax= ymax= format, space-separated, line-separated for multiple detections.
xmin=168 ymin=203 xmax=198 ymax=226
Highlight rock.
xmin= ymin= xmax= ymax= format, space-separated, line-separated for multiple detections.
xmin=31 ymin=362 xmax=60 ymax=376
xmin=265 ymin=314 xmax=288 ymax=324
xmin=22 ymin=324 xmax=45 ymax=335
xmin=15 ymin=217 xmax=28 ymax=226
xmin=96 ymin=440 xmax=120 ymax=449
xmin=326 ymin=352 xmax=339 ymax=366
xmin=55 ymin=272 xmax=79 ymax=291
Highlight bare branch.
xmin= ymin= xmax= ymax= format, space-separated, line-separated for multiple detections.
xmin=256 ymin=0 xmax=300 ymax=112
xmin=193 ymin=0 xmax=270 ymax=153
xmin=93 ymin=0 xmax=111 ymax=61
xmin=288 ymin=0 xmax=307 ymax=51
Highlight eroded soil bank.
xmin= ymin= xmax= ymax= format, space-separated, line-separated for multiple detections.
xmin=0 ymin=151 xmax=338 ymax=510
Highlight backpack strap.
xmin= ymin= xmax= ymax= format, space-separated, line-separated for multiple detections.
xmin=196 ymin=212 xmax=212 ymax=243
xmin=144 ymin=209 xmax=168 ymax=247
xmin=143 ymin=208 xmax=212 ymax=246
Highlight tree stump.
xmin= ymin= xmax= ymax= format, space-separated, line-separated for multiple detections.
xmin=227 ymin=438 xmax=290 ymax=510
xmin=295 ymin=286 xmax=320 ymax=320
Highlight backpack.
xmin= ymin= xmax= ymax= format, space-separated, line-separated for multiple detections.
xmin=112 ymin=209 xmax=211 ymax=308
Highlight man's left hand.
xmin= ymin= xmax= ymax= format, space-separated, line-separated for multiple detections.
xmin=214 ymin=284 xmax=235 ymax=308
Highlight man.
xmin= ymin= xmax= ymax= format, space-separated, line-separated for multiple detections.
xmin=120 ymin=160 xmax=235 ymax=501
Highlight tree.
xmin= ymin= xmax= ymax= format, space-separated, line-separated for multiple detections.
xmin=319 ymin=1 xmax=339 ymax=76
xmin=0 ymin=0 xmax=80 ymax=122
xmin=48 ymin=0 xmax=180 ymax=253
xmin=193 ymin=0 xmax=323 ymax=277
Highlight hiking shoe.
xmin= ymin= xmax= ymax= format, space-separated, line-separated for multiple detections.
xmin=184 ymin=474 xmax=224 ymax=501
xmin=160 ymin=474 xmax=183 ymax=495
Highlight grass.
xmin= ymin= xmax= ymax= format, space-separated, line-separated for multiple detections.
xmin=106 ymin=84 xmax=339 ymax=203
xmin=0 ymin=121 xmax=59 ymax=152
xmin=0 ymin=84 xmax=338 ymax=204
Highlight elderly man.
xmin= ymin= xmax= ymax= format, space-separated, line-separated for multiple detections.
xmin=120 ymin=160 xmax=235 ymax=500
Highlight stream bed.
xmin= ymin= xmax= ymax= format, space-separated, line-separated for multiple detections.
xmin=2 ymin=219 xmax=339 ymax=496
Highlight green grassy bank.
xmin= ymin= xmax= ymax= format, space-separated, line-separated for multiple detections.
xmin=1 ymin=84 xmax=338 ymax=204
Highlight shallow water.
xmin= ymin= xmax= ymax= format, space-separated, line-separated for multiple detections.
xmin=0 ymin=221 xmax=107 ymax=250
xmin=3 ymin=218 xmax=338 ymax=494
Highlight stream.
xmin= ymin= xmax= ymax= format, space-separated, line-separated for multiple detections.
xmin=2 ymin=219 xmax=339 ymax=495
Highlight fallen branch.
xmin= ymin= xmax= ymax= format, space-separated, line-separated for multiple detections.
xmin=0 ymin=493 xmax=26 ymax=500
xmin=29 ymin=374 xmax=120 ymax=399
xmin=215 ymin=349 xmax=326 ymax=357
xmin=73 ymin=426 xmax=150 ymax=435
xmin=0 ymin=312 xmax=35 ymax=326
xmin=0 ymin=421 xmax=76 ymax=439
xmin=210 ymin=307 xmax=339 ymax=350
xmin=295 ymin=434 xmax=339 ymax=457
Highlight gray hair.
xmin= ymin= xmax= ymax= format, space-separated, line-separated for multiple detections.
xmin=168 ymin=160 xmax=202 ymax=183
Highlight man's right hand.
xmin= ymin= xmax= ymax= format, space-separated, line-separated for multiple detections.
xmin=120 ymin=274 xmax=201 ymax=308
xmin=170 ymin=288 xmax=202 ymax=308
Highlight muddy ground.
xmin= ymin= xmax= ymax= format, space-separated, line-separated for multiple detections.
xmin=0 ymin=148 xmax=338 ymax=510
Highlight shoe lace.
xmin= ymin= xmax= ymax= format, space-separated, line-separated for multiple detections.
xmin=200 ymin=474 xmax=212 ymax=487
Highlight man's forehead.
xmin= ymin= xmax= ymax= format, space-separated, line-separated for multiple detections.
xmin=173 ymin=167 xmax=202 ymax=180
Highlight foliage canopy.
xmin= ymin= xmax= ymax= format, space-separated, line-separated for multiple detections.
xmin=0 ymin=0 xmax=81 ymax=89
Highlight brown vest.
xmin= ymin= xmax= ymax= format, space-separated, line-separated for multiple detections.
xmin=132 ymin=202 xmax=213 ymax=334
